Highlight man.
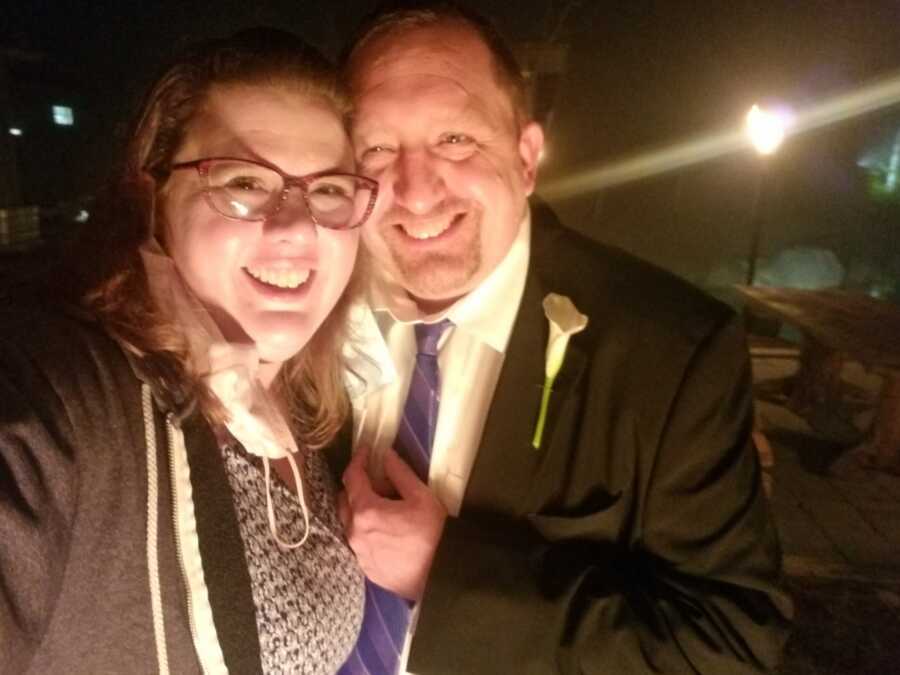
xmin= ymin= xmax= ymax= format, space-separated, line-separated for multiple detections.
xmin=333 ymin=4 xmax=792 ymax=674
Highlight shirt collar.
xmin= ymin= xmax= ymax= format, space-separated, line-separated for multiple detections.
xmin=370 ymin=209 xmax=531 ymax=354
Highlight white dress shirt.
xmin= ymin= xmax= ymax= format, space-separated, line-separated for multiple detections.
xmin=348 ymin=211 xmax=530 ymax=514
xmin=343 ymin=212 xmax=531 ymax=674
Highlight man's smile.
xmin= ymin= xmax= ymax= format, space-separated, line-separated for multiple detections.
xmin=393 ymin=212 xmax=467 ymax=244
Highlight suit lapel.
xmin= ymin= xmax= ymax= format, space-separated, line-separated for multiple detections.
xmin=462 ymin=224 xmax=588 ymax=517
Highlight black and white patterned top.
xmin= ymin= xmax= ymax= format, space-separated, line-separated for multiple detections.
xmin=222 ymin=441 xmax=364 ymax=674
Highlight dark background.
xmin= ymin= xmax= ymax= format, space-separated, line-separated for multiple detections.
xmin=3 ymin=0 xmax=900 ymax=295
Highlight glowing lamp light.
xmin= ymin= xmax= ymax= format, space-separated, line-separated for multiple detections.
xmin=745 ymin=104 xmax=788 ymax=155
xmin=9 ymin=127 xmax=23 ymax=136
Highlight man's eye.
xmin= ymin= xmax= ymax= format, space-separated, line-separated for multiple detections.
xmin=363 ymin=144 xmax=394 ymax=157
xmin=440 ymin=133 xmax=473 ymax=146
xmin=359 ymin=145 xmax=395 ymax=172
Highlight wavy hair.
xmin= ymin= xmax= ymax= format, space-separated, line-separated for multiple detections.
xmin=76 ymin=28 xmax=356 ymax=448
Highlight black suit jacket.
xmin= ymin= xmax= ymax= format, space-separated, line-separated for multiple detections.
xmin=334 ymin=202 xmax=791 ymax=674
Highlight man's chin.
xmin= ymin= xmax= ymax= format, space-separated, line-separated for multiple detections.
xmin=400 ymin=265 xmax=482 ymax=312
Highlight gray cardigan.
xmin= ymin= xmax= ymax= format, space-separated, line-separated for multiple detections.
xmin=0 ymin=307 xmax=264 ymax=674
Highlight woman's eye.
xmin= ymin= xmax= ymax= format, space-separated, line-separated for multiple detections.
xmin=225 ymin=176 xmax=267 ymax=191
xmin=311 ymin=183 xmax=351 ymax=198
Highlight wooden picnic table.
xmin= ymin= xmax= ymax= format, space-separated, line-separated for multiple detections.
xmin=737 ymin=285 xmax=900 ymax=474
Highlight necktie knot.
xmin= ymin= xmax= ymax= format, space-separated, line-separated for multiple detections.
xmin=414 ymin=319 xmax=452 ymax=357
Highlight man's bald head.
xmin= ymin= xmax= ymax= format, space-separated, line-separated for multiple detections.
xmin=343 ymin=2 xmax=532 ymax=126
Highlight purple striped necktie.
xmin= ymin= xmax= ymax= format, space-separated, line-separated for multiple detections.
xmin=339 ymin=319 xmax=453 ymax=675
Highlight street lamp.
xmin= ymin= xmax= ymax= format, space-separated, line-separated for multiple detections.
xmin=746 ymin=104 xmax=787 ymax=156
xmin=744 ymin=104 xmax=790 ymax=285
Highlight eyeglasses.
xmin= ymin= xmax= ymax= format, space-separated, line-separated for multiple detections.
xmin=169 ymin=157 xmax=378 ymax=230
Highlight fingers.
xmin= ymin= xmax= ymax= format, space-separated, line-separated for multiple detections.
xmin=336 ymin=490 xmax=351 ymax=533
xmin=342 ymin=445 xmax=374 ymax=505
xmin=337 ymin=447 xmax=447 ymax=599
xmin=382 ymin=447 xmax=427 ymax=500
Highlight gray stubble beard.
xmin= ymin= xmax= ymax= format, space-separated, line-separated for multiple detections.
xmin=391 ymin=238 xmax=481 ymax=301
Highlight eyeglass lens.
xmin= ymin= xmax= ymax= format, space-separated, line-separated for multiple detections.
xmin=205 ymin=160 xmax=373 ymax=229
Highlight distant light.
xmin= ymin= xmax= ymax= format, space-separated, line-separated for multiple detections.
xmin=9 ymin=127 xmax=22 ymax=136
xmin=75 ymin=209 xmax=90 ymax=223
xmin=538 ymin=147 xmax=548 ymax=164
xmin=52 ymin=105 xmax=74 ymax=126
xmin=745 ymin=104 xmax=788 ymax=155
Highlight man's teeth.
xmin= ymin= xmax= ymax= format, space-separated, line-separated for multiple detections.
xmin=403 ymin=221 xmax=452 ymax=240
xmin=246 ymin=267 xmax=311 ymax=289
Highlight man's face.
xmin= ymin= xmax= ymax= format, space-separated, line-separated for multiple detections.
xmin=350 ymin=22 xmax=543 ymax=309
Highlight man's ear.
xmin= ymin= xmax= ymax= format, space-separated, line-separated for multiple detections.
xmin=518 ymin=121 xmax=545 ymax=196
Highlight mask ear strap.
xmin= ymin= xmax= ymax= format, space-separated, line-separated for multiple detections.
xmin=262 ymin=452 xmax=311 ymax=550
xmin=147 ymin=186 xmax=162 ymax=247
xmin=205 ymin=356 xmax=313 ymax=550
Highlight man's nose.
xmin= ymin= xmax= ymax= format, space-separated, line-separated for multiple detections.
xmin=393 ymin=150 xmax=446 ymax=215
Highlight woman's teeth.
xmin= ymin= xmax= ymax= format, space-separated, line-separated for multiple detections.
xmin=245 ymin=267 xmax=311 ymax=289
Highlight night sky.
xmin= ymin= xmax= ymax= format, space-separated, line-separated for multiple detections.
xmin=6 ymin=0 xmax=900 ymax=282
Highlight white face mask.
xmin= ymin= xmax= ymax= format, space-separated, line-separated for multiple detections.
xmin=142 ymin=240 xmax=311 ymax=549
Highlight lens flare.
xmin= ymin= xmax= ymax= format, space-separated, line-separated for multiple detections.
xmin=542 ymin=71 xmax=900 ymax=201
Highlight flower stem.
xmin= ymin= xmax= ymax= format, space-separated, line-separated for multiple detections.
xmin=532 ymin=376 xmax=554 ymax=449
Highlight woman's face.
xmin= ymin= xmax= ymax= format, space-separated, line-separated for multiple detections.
xmin=163 ymin=84 xmax=359 ymax=365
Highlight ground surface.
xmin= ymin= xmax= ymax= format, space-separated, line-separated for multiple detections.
xmin=754 ymin=357 xmax=900 ymax=673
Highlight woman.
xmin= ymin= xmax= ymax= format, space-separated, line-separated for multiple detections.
xmin=0 ymin=29 xmax=377 ymax=674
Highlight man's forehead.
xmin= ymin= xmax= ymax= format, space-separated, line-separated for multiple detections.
xmin=357 ymin=73 xmax=469 ymax=108
xmin=351 ymin=73 xmax=487 ymax=136
xmin=349 ymin=23 xmax=497 ymax=97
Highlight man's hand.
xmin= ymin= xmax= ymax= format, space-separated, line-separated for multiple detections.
xmin=337 ymin=446 xmax=447 ymax=601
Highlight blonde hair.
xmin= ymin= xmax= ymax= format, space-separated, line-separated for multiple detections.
xmin=80 ymin=28 xmax=355 ymax=448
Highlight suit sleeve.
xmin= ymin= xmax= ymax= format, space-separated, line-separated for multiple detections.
xmin=410 ymin=315 xmax=792 ymax=674
xmin=0 ymin=341 xmax=77 ymax=673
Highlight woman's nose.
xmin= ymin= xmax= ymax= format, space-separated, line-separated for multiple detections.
xmin=263 ymin=188 xmax=318 ymax=241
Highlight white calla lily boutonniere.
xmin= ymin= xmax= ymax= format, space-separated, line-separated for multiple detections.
xmin=532 ymin=293 xmax=589 ymax=449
